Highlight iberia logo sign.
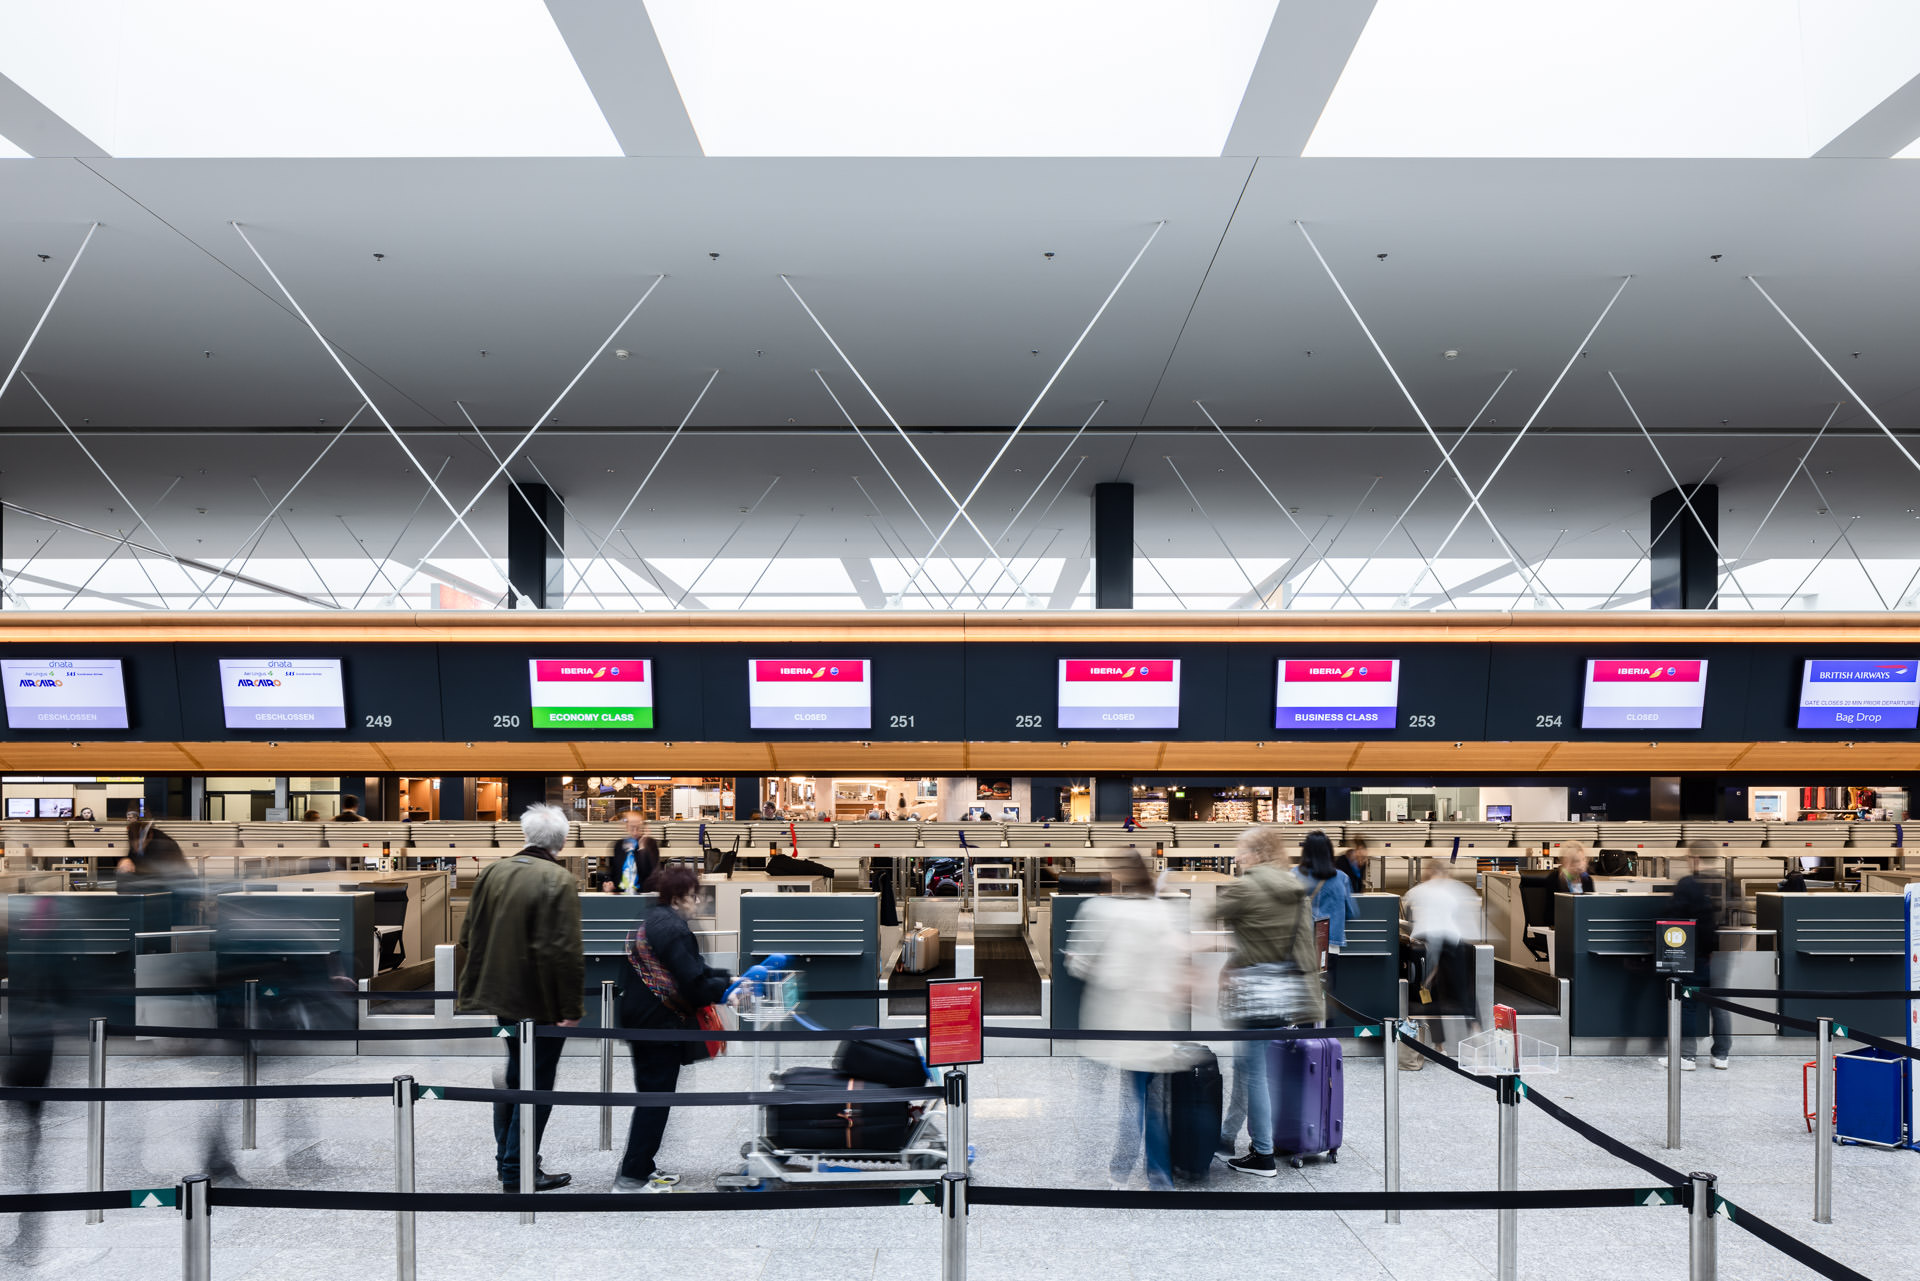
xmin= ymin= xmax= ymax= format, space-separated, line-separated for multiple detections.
xmin=1282 ymin=660 xmax=1394 ymax=683
xmin=1064 ymin=660 xmax=1174 ymax=682
xmin=1592 ymin=660 xmax=1703 ymax=683
xmin=534 ymin=661 xmax=645 ymax=683
xmin=754 ymin=660 xmax=865 ymax=683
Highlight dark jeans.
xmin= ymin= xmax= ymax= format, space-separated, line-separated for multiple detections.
xmin=1681 ymin=960 xmax=1733 ymax=1061
xmin=494 ymin=1019 xmax=565 ymax=1183
xmin=618 ymin=1046 xmax=683 ymax=1180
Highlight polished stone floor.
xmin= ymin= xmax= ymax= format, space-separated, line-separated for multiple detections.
xmin=0 ymin=1040 xmax=1912 ymax=1279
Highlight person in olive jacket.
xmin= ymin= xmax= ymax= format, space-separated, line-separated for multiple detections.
xmin=458 ymin=803 xmax=585 ymax=1191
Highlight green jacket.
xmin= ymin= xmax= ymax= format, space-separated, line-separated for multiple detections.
xmin=457 ymin=849 xmax=585 ymax=1024
xmin=1218 ymin=862 xmax=1320 ymax=978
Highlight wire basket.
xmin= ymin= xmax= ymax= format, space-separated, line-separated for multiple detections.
xmin=738 ymin=968 xmax=801 ymax=1025
xmin=1456 ymin=1029 xmax=1560 ymax=1077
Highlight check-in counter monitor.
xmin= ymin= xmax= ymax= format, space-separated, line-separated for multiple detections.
xmin=580 ymin=893 xmax=655 ymax=1029
xmin=215 ymin=890 xmax=372 ymax=1030
xmin=6 ymin=891 xmax=170 ymax=1030
xmin=1554 ymin=891 xmax=1676 ymax=1042
xmin=1756 ymin=892 xmax=1906 ymax=1040
xmin=739 ymin=891 xmax=878 ymax=1029
xmin=1330 ymin=893 xmax=1400 ymax=1022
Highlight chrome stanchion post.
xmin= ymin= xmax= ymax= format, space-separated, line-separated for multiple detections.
xmin=1666 ymin=980 xmax=1682 ymax=1150
xmin=393 ymin=1074 xmax=417 ymax=1281
xmin=1689 ymin=1170 xmax=1717 ymax=1281
xmin=1814 ymin=1016 xmax=1834 ymax=1224
xmin=87 ymin=1016 xmax=106 ymax=1225
xmin=241 ymin=979 xmax=259 ymax=1150
xmin=181 ymin=1173 xmax=211 ymax=1281
xmin=1383 ymin=1018 xmax=1401 ymax=1225
xmin=599 ymin=980 xmax=616 ymax=1151
xmin=945 ymin=1067 xmax=969 ymax=1176
xmin=941 ymin=1066 xmax=969 ymax=1281
xmin=518 ymin=1018 xmax=536 ymax=1224
xmin=1496 ymin=1075 xmax=1519 ymax=1281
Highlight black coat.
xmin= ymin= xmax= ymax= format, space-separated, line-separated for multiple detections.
xmin=618 ymin=904 xmax=732 ymax=1031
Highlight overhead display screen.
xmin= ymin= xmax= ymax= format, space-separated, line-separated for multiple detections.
xmin=1580 ymin=659 xmax=1708 ymax=729
xmin=748 ymin=659 xmax=870 ymax=730
xmin=527 ymin=659 xmax=653 ymax=729
xmin=1 ymin=658 xmax=130 ymax=729
xmin=1057 ymin=659 xmax=1181 ymax=729
xmin=218 ymin=658 xmax=346 ymax=730
xmin=1797 ymin=659 xmax=1920 ymax=729
xmin=1274 ymin=659 xmax=1399 ymax=730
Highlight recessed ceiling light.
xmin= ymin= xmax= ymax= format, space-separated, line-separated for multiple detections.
xmin=0 ymin=0 xmax=620 ymax=157
xmin=646 ymin=0 xmax=1280 ymax=156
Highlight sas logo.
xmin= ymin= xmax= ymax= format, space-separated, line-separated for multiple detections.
xmin=236 ymin=678 xmax=281 ymax=687
xmin=18 ymin=678 xmax=62 ymax=687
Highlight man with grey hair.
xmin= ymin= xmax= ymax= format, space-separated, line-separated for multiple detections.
xmin=459 ymin=803 xmax=585 ymax=1190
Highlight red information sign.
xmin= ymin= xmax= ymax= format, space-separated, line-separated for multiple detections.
xmin=926 ymin=978 xmax=983 ymax=1067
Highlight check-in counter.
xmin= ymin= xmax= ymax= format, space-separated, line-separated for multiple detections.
xmin=6 ymin=891 xmax=173 ymax=1032
xmin=579 ymin=893 xmax=655 ymax=1029
xmin=739 ymin=891 xmax=879 ymax=1029
xmin=1756 ymin=891 xmax=1907 ymax=1040
xmin=693 ymin=872 xmax=830 ymax=969
xmin=1162 ymin=868 xmax=1234 ymax=929
xmin=1554 ymin=891 xmax=1677 ymax=1049
xmin=262 ymin=870 xmax=449 ymax=971
xmin=1329 ymin=893 xmax=1400 ymax=1023
xmin=215 ymin=890 xmax=372 ymax=1030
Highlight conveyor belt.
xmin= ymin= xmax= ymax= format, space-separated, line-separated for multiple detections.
xmin=886 ymin=936 xmax=1042 ymax=1016
xmin=1493 ymin=981 xmax=1557 ymax=1016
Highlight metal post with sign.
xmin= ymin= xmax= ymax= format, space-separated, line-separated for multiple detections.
xmin=926 ymin=978 xmax=981 ymax=1281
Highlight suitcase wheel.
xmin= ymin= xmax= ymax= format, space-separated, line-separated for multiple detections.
xmin=1327 ymin=1149 xmax=1338 ymax=1164
xmin=1288 ymin=1156 xmax=1304 ymax=1170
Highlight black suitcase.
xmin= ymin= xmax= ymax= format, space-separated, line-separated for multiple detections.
xmin=834 ymin=1036 xmax=928 ymax=1088
xmin=769 ymin=1067 xmax=912 ymax=1151
xmin=1167 ymin=1047 xmax=1222 ymax=1181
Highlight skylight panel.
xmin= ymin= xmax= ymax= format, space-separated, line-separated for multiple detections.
xmin=0 ymin=0 xmax=620 ymax=158
xmin=0 ymin=133 xmax=26 ymax=159
xmin=645 ymin=0 xmax=1279 ymax=156
xmin=1307 ymin=0 xmax=1813 ymax=158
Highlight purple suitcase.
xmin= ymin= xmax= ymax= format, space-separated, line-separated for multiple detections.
xmin=1266 ymin=1037 xmax=1343 ymax=1167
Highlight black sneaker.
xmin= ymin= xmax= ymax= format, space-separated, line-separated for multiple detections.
xmin=1227 ymin=1152 xmax=1277 ymax=1178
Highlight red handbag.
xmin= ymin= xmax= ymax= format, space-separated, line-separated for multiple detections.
xmin=695 ymin=1004 xmax=727 ymax=1059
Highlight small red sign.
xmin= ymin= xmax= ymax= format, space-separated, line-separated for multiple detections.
xmin=1589 ymin=660 xmax=1704 ymax=683
xmin=1281 ymin=660 xmax=1395 ymax=683
xmin=926 ymin=978 xmax=983 ymax=1067
xmin=1061 ymin=660 xmax=1175 ymax=683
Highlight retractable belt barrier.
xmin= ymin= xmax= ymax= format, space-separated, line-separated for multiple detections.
xmin=1692 ymin=987 xmax=1920 ymax=1002
xmin=1688 ymin=994 xmax=1920 ymax=1063
xmin=1715 ymin=1197 xmax=1875 ymax=1281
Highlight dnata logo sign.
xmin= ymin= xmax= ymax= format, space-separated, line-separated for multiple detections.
xmin=236 ymin=677 xmax=281 ymax=687
xmin=18 ymin=677 xmax=62 ymax=687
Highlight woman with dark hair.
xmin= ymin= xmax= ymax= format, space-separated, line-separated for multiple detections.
xmin=614 ymin=863 xmax=734 ymax=1193
xmin=1296 ymin=829 xmax=1355 ymax=963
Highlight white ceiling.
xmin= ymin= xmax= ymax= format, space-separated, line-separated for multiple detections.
xmin=0 ymin=0 xmax=1918 ymax=607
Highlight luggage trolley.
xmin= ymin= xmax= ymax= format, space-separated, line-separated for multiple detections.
xmin=717 ymin=971 xmax=946 ymax=1189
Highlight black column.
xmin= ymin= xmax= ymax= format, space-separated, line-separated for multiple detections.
xmin=505 ymin=774 xmax=554 ymax=822
xmin=507 ymin=482 xmax=565 ymax=610
xmin=439 ymin=776 xmax=470 ymax=821
xmin=734 ymin=776 xmax=762 ymax=820
xmin=1650 ymin=484 xmax=1718 ymax=610
xmin=1092 ymin=482 xmax=1133 ymax=609
xmin=1093 ymin=777 xmax=1134 ymax=822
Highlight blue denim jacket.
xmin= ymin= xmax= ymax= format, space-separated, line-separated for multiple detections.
xmin=1300 ymin=868 xmax=1356 ymax=948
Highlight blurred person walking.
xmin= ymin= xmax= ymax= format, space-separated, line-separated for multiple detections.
xmin=1333 ymin=836 xmax=1370 ymax=894
xmin=1550 ymin=843 xmax=1596 ymax=895
xmin=1216 ymin=826 xmax=1324 ymax=1175
xmin=1661 ymin=844 xmax=1732 ymax=1071
xmin=1063 ymin=853 xmax=1193 ymax=1190
xmin=613 ymin=864 xmax=736 ymax=1193
xmin=1403 ymin=860 xmax=1482 ymax=1054
xmin=458 ymin=804 xmax=585 ymax=1190
xmin=334 ymin=795 xmax=364 ymax=821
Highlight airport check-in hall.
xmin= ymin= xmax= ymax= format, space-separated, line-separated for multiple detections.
xmin=6 ymin=4 xmax=1920 ymax=1281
